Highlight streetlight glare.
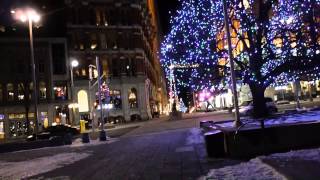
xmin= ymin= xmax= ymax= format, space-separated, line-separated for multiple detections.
xmin=12 ymin=8 xmax=41 ymax=23
xmin=71 ymin=60 xmax=79 ymax=67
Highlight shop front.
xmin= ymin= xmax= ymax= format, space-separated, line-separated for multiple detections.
xmin=8 ymin=113 xmax=35 ymax=139
xmin=0 ymin=114 xmax=5 ymax=140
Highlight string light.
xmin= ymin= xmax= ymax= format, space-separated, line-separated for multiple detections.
xmin=161 ymin=0 xmax=320 ymax=96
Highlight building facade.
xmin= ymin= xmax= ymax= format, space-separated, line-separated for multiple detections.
xmin=0 ymin=38 xmax=71 ymax=141
xmin=66 ymin=0 xmax=167 ymax=123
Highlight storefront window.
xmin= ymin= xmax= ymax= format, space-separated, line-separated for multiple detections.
xmin=39 ymin=81 xmax=47 ymax=99
xmin=128 ymin=88 xmax=138 ymax=108
xmin=110 ymin=90 xmax=122 ymax=109
xmin=41 ymin=112 xmax=49 ymax=128
xmin=0 ymin=115 xmax=4 ymax=139
xmin=54 ymin=105 xmax=69 ymax=125
xmin=0 ymin=121 xmax=4 ymax=139
xmin=54 ymin=85 xmax=67 ymax=100
xmin=7 ymin=83 xmax=14 ymax=101
xmin=9 ymin=119 xmax=29 ymax=138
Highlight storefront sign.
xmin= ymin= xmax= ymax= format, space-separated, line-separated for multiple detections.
xmin=8 ymin=113 xmax=34 ymax=120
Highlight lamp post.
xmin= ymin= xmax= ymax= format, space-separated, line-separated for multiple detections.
xmin=96 ymin=56 xmax=107 ymax=141
xmin=12 ymin=8 xmax=41 ymax=134
xmin=222 ymin=0 xmax=241 ymax=127
xmin=70 ymin=59 xmax=79 ymax=125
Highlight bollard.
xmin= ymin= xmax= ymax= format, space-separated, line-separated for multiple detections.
xmin=82 ymin=133 xmax=90 ymax=143
xmin=63 ymin=133 xmax=73 ymax=145
xmin=99 ymin=130 xmax=107 ymax=141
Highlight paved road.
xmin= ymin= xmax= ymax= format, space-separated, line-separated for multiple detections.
xmin=1 ymin=112 xmax=320 ymax=179
xmin=0 ymin=113 xmax=240 ymax=180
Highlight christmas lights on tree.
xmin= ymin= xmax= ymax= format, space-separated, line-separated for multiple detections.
xmin=161 ymin=0 xmax=320 ymax=117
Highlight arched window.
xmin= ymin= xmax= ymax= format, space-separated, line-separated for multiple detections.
xmin=39 ymin=81 xmax=46 ymax=99
xmin=128 ymin=88 xmax=138 ymax=108
xmin=77 ymin=90 xmax=89 ymax=112
xmin=7 ymin=83 xmax=14 ymax=101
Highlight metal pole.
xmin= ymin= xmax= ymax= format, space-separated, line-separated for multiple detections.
xmin=222 ymin=0 xmax=241 ymax=127
xmin=28 ymin=19 xmax=39 ymax=135
xmin=88 ymin=79 xmax=95 ymax=134
xmin=96 ymin=56 xmax=106 ymax=140
xmin=70 ymin=66 xmax=75 ymax=125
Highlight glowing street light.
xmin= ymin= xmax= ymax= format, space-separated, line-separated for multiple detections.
xmin=71 ymin=59 xmax=79 ymax=68
xmin=70 ymin=59 xmax=79 ymax=125
xmin=12 ymin=8 xmax=41 ymax=135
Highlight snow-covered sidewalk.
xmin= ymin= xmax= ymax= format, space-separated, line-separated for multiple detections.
xmin=0 ymin=152 xmax=91 ymax=179
xmin=200 ymin=148 xmax=320 ymax=180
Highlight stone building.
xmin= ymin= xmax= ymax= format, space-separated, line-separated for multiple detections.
xmin=66 ymin=0 xmax=167 ymax=123
xmin=0 ymin=38 xmax=71 ymax=141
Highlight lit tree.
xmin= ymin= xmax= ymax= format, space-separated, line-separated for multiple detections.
xmin=219 ymin=0 xmax=320 ymax=117
xmin=160 ymin=0 xmax=222 ymax=92
xmin=161 ymin=0 xmax=320 ymax=118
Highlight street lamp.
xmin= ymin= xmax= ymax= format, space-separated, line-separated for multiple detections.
xmin=12 ymin=8 xmax=41 ymax=134
xmin=70 ymin=59 xmax=79 ymax=88
xmin=70 ymin=59 xmax=79 ymax=125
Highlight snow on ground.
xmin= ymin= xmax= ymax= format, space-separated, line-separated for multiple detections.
xmin=199 ymin=158 xmax=287 ymax=180
xmin=200 ymin=148 xmax=320 ymax=180
xmin=70 ymin=137 xmax=118 ymax=148
xmin=186 ymin=128 xmax=204 ymax=145
xmin=0 ymin=152 xmax=91 ymax=179
xmin=268 ymin=148 xmax=320 ymax=162
xmin=218 ymin=110 xmax=320 ymax=128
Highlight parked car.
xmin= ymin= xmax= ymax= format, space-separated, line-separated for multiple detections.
xmin=26 ymin=125 xmax=80 ymax=142
xmin=232 ymin=97 xmax=278 ymax=116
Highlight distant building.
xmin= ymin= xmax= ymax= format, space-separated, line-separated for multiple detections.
xmin=66 ymin=0 xmax=168 ymax=123
xmin=0 ymin=0 xmax=168 ymax=141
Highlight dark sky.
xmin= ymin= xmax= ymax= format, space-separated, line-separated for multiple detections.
xmin=156 ymin=0 xmax=180 ymax=36
xmin=0 ymin=0 xmax=180 ymax=37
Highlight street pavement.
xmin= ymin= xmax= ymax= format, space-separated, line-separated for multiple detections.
xmin=1 ymin=111 xmax=320 ymax=179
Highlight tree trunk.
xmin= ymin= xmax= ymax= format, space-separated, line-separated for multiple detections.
xmin=249 ymin=83 xmax=268 ymax=118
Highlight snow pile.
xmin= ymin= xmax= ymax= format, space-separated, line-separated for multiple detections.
xmin=0 ymin=152 xmax=91 ymax=179
xmin=70 ymin=138 xmax=117 ymax=147
xmin=218 ymin=111 xmax=320 ymax=128
xmin=200 ymin=148 xmax=320 ymax=180
xmin=199 ymin=158 xmax=287 ymax=180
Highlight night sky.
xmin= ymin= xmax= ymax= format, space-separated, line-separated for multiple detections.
xmin=156 ymin=0 xmax=180 ymax=36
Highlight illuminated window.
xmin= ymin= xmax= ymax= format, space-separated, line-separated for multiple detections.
xmin=78 ymin=90 xmax=89 ymax=112
xmin=110 ymin=90 xmax=122 ymax=109
xmin=128 ymin=88 xmax=138 ymax=108
xmin=0 ymin=121 xmax=4 ymax=139
xmin=39 ymin=81 xmax=46 ymax=99
xmin=7 ymin=83 xmax=14 ymax=101
xmin=18 ymin=83 xmax=24 ymax=101
xmin=81 ymin=68 xmax=87 ymax=76
xmin=54 ymin=85 xmax=67 ymax=100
